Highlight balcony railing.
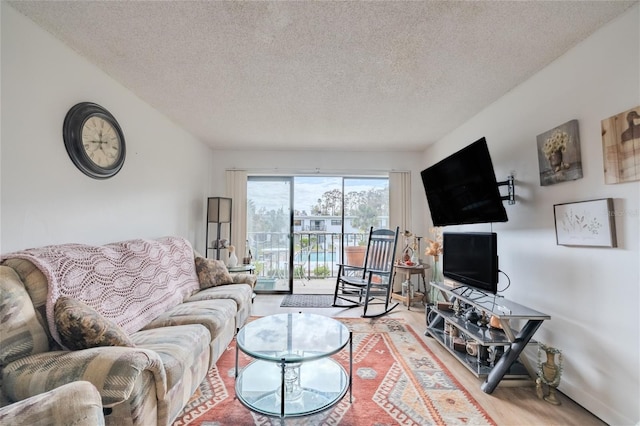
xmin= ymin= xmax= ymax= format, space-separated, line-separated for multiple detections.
xmin=247 ymin=231 xmax=367 ymax=279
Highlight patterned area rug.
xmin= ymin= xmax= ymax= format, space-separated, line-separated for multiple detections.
xmin=172 ymin=317 xmax=495 ymax=426
xmin=280 ymin=294 xmax=335 ymax=308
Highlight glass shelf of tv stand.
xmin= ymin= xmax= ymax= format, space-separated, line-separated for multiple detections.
xmin=426 ymin=326 xmax=530 ymax=379
xmin=430 ymin=281 xmax=550 ymax=321
xmin=427 ymin=281 xmax=550 ymax=392
xmin=435 ymin=310 xmax=512 ymax=345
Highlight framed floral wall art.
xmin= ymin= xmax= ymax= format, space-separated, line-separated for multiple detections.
xmin=601 ymin=105 xmax=640 ymax=184
xmin=537 ymin=119 xmax=583 ymax=186
xmin=553 ymin=198 xmax=617 ymax=247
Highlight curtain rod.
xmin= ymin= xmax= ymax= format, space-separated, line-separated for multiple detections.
xmin=225 ymin=167 xmax=411 ymax=175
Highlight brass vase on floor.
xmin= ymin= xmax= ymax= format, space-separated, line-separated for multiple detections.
xmin=536 ymin=343 xmax=563 ymax=405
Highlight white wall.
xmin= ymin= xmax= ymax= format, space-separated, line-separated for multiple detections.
xmin=1 ymin=4 xmax=212 ymax=253
xmin=2 ymin=1 xmax=638 ymax=422
xmin=422 ymin=6 xmax=639 ymax=425
xmin=209 ymin=148 xmax=427 ymax=233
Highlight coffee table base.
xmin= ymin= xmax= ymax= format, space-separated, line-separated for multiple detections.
xmin=236 ymin=358 xmax=349 ymax=418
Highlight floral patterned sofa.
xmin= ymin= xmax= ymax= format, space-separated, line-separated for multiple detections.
xmin=0 ymin=236 xmax=255 ymax=426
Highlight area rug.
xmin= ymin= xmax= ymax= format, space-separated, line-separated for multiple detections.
xmin=172 ymin=317 xmax=495 ymax=426
xmin=280 ymin=293 xmax=335 ymax=308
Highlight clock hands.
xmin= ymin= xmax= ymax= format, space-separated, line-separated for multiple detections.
xmin=83 ymin=124 xmax=119 ymax=166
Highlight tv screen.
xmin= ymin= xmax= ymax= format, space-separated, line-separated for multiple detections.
xmin=443 ymin=232 xmax=498 ymax=294
xmin=421 ymin=137 xmax=508 ymax=226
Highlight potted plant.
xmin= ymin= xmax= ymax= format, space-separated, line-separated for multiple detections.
xmin=344 ymin=245 xmax=366 ymax=267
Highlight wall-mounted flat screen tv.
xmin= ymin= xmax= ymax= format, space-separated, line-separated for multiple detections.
xmin=421 ymin=137 xmax=508 ymax=226
xmin=443 ymin=232 xmax=499 ymax=294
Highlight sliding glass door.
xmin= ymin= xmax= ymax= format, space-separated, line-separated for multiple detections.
xmin=247 ymin=175 xmax=388 ymax=294
xmin=247 ymin=177 xmax=293 ymax=293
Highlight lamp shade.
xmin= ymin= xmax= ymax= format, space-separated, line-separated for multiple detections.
xmin=207 ymin=197 xmax=232 ymax=223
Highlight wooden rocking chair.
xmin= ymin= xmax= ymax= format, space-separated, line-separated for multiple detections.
xmin=332 ymin=226 xmax=400 ymax=317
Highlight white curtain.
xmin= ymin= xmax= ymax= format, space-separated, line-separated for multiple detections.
xmin=226 ymin=170 xmax=248 ymax=260
xmin=389 ymin=171 xmax=411 ymax=234
xmin=389 ymin=171 xmax=411 ymax=291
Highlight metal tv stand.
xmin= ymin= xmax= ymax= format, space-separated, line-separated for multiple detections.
xmin=426 ymin=281 xmax=550 ymax=393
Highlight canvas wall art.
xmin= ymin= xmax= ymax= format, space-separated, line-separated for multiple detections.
xmin=537 ymin=120 xmax=583 ymax=186
xmin=553 ymin=198 xmax=617 ymax=247
xmin=601 ymin=105 xmax=640 ymax=184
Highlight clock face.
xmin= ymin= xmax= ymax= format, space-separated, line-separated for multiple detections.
xmin=63 ymin=102 xmax=126 ymax=179
xmin=81 ymin=116 xmax=122 ymax=168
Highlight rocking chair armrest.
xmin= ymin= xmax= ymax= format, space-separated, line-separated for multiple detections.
xmin=337 ymin=263 xmax=365 ymax=270
xmin=337 ymin=263 xmax=366 ymax=274
xmin=366 ymin=269 xmax=391 ymax=276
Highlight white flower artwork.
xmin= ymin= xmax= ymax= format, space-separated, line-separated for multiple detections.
xmin=553 ymin=199 xmax=617 ymax=247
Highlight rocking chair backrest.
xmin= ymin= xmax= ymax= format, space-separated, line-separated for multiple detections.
xmin=362 ymin=227 xmax=399 ymax=279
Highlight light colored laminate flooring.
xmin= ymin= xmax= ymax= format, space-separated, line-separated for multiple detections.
xmin=250 ymin=290 xmax=606 ymax=426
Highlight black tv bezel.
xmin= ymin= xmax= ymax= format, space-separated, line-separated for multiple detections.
xmin=442 ymin=232 xmax=499 ymax=294
xmin=420 ymin=137 xmax=508 ymax=227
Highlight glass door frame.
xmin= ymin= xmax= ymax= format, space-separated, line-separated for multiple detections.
xmin=248 ymin=174 xmax=389 ymax=294
xmin=247 ymin=176 xmax=294 ymax=294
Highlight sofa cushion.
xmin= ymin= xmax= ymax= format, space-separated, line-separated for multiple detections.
xmin=185 ymin=284 xmax=252 ymax=312
xmin=0 ymin=266 xmax=49 ymax=368
xmin=194 ymin=256 xmax=233 ymax=289
xmin=54 ymin=297 xmax=135 ymax=350
xmin=143 ymin=299 xmax=237 ymax=343
xmin=131 ymin=324 xmax=210 ymax=390
xmin=185 ymin=284 xmax=254 ymax=330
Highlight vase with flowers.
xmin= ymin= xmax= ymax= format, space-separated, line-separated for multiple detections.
xmin=425 ymin=227 xmax=443 ymax=302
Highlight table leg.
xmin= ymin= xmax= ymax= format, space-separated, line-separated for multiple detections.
xmin=420 ymin=270 xmax=427 ymax=304
xmin=235 ymin=344 xmax=239 ymax=379
xmin=403 ymin=272 xmax=412 ymax=310
xmin=280 ymin=358 xmax=286 ymax=417
xmin=349 ymin=330 xmax=353 ymax=403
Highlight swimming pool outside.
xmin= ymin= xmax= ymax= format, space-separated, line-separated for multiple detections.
xmin=295 ymin=252 xmax=336 ymax=263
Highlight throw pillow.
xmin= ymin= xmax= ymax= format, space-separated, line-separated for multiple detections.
xmin=54 ymin=296 xmax=135 ymax=350
xmin=194 ymin=256 xmax=234 ymax=289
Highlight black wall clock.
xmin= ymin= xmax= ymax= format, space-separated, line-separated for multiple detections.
xmin=63 ymin=102 xmax=126 ymax=179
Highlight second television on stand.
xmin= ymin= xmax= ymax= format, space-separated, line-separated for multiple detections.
xmin=442 ymin=232 xmax=499 ymax=295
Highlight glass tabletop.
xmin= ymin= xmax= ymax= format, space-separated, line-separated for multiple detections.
xmin=236 ymin=313 xmax=350 ymax=362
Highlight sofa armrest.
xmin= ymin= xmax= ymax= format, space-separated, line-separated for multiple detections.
xmin=232 ymin=273 xmax=257 ymax=288
xmin=2 ymin=347 xmax=167 ymax=407
xmin=0 ymin=381 xmax=105 ymax=425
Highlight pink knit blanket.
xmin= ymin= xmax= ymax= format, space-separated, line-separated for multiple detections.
xmin=2 ymin=236 xmax=200 ymax=347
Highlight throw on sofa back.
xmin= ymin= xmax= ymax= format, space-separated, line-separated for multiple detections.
xmin=1 ymin=237 xmax=200 ymax=349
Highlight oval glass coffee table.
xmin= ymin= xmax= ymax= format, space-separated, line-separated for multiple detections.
xmin=235 ymin=313 xmax=352 ymax=418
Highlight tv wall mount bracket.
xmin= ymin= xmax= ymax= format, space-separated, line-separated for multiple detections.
xmin=498 ymin=175 xmax=516 ymax=205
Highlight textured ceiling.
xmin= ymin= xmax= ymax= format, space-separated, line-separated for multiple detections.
xmin=9 ymin=1 xmax=636 ymax=152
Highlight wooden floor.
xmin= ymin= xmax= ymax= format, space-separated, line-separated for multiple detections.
xmin=251 ymin=283 xmax=606 ymax=426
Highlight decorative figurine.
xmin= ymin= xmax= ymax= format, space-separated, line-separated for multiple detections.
xmin=243 ymin=239 xmax=252 ymax=265
xmin=536 ymin=343 xmax=563 ymax=405
xmin=478 ymin=311 xmax=489 ymax=328
xmin=452 ymin=299 xmax=461 ymax=317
